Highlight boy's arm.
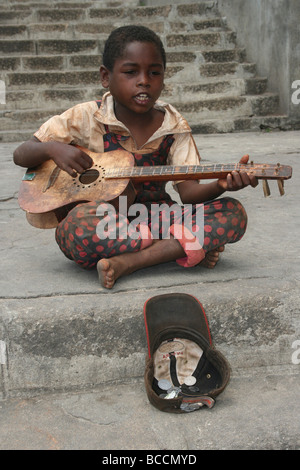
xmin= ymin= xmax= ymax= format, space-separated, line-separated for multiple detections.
xmin=177 ymin=154 xmax=258 ymax=204
xmin=13 ymin=137 xmax=93 ymax=177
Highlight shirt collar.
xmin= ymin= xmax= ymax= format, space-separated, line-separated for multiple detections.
xmin=94 ymin=91 xmax=191 ymax=143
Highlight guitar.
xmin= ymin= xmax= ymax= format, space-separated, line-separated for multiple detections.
xmin=18 ymin=146 xmax=292 ymax=228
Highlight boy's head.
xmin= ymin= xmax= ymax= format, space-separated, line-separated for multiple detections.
xmin=102 ymin=25 xmax=166 ymax=72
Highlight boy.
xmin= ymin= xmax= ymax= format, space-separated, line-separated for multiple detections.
xmin=13 ymin=26 xmax=257 ymax=288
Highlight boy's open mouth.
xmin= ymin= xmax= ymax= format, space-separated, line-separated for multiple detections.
xmin=134 ymin=93 xmax=150 ymax=104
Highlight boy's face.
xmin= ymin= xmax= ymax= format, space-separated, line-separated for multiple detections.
xmin=100 ymin=41 xmax=165 ymax=117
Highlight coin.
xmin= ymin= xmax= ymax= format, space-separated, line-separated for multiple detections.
xmin=184 ymin=375 xmax=197 ymax=386
xmin=165 ymin=389 xmax=179 ymax=399
xmin=167 ymin=386 xmax=181 ymax=394
xmin=180 ymin=402 xmax=203 ymax=412
xmin=157 ymin=379 xmax=172 ymax=391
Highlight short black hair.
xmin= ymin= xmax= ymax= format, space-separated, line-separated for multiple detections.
xmin=102 ymin=25 xmax=166 ymax=71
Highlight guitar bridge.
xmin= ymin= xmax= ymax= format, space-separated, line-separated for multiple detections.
xmin=43 ymin=165 xmax=61 ymax=193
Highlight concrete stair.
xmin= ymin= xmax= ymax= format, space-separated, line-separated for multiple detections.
xmin=0 ymin=0 xmax=289 ymax=141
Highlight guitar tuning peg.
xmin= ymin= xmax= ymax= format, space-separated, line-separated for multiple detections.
xmin=277 ymin=179 xmax=285 ymax=196
xmin=262 ymin=179 xmax=271 ymax=197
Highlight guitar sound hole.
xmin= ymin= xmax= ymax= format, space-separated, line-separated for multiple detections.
xmin=79 ymin=169 xmax=100 ymax=185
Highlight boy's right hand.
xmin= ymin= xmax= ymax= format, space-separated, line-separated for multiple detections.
xmin=50 ymin=143 xmax=93 ymax=178
xmin=13 ymin=137 xmax=94 ymax=177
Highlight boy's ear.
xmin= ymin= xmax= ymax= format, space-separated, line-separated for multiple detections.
xmin=100 ymin=65 xmax=110 ymax=88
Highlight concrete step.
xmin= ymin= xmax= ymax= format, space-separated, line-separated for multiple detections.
xmin=2 ymin=0 xmax=128 ymax=5
xmin=0 ymin=51 xmax=247 ymax=74
xmin=0 ymin=114 xmax=291 ymax=143
xmin=165 ymin=62 xmax=257 ymax=83
xmin=0 ymin=54 xmax=101 ymax=73
xmin=0 ymin=45 xmax=247 ymax=67
xmin=0 ymin=30 xmax=238 ymax=56
xmin=4 ymin=86 xmax=102 ymax=111
xmin=0 ymin=20 xmax=226 ymax=41
xmin=166 ymin=47 xmax=246 ymax=65
xmin=0 ymin=39 xmax=102 ymax=55
xmin=6 ymin=70 xmax=101 ymax=88
xmin=2 ymin=78 xmax=268 ymax=112
xmin=189 ymin=114 xmax=290 ymax=134
xmin=0 ymin=53 xmax=250 ymax=83
xmin=1 ymin=284 xmax=298 ymax=399
xmin=0 ymin=2 xmax=217 ymax=25
xmin=166 ymin=31 xmax=237 ymax=50
xmin=162 ymin=77 xmax=268 ymax=100
xmin=2 ymin=62 xmax=256 ymax=90
xmin=0 ymin=93 xmax=280 ymax=131
xmin=173 ymin=93 xmax=280 ymax=120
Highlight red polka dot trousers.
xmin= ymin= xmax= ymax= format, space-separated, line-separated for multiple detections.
xmin=55 ymin=196 xmax=247 ymax=269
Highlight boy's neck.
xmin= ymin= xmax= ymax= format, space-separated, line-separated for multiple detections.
xmin=114 ymin=102 xmax=164 ymax=149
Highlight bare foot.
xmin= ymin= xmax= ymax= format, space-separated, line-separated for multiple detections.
xmin=97 ymin=258 xmax=122 ymax=289
xmin=97 ymin=237 xmax=185 ymax=289
xmin=200 ymin=246 xmax=225 ymax=269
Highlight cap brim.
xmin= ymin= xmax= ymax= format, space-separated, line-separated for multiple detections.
xmin=144 ymin=293 xmax=212 ymax=358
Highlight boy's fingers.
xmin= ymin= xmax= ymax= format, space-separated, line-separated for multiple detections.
xmin=239 ymin=171 xmax=251 ymax=186
xmin=249 ymin=174 xmax=259 ymax=187
xmin=79 ymin=150 xmax=93 ymax=168
xmin=229 ymin=171 xmax=243 ymax=188
xmin=239 ymin=154 xmax=249 ymax=164
xmin=65 ymin=150 xmax=93 ymax=175
xmin=76 ymin=155 xmax=93 ymax=171
xmin=64 ymin=164 xmax=80 ymax=177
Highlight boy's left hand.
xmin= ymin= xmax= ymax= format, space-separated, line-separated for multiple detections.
xmin=217 ymin=154 xmax=259 ymax=191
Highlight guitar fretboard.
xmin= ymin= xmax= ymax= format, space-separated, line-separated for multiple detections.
xmin=104 ymin=163 xmax=291 ymax=181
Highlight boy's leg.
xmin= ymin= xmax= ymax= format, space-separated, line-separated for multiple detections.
xmin=202 ymin=197 xmax=247 ymax=251
xmin=97 ymin=239 xmax=224 ymax=288
xmin=98 ymin=196 xmax=247 ymax=288
xmin=55 ymin=201 xmax=150 ymax=269
xmin=161 ymin=196 xmax=247 ymax=268
xmin=97 ymin=236 xmax=185 ymax=289
xmin=55 ymin=196 xmax=247 ymax=287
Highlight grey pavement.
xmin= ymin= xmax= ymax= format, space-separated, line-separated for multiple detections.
xmin=0 ymin=131 xmax=299 ymax=450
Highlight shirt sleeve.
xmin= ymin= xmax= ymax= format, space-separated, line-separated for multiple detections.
xmin=167 ymin=132 xmax=201 ymax=187
xmin=34 ymin=102 xmax=100 ymax=148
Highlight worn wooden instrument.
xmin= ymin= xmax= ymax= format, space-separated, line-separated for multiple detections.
xmin=18 ymin=147 xmax=293 ymax=228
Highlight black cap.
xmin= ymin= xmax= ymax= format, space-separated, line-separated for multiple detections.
xmin=144 ymin=293 xmax=231 ymax=413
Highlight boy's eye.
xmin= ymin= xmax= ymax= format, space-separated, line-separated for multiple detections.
xmin=123 ymin=70 xmax=162 ymax=77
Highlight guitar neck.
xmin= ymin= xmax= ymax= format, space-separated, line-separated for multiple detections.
xmin=104 ymin=163 xmax=292 ymax=182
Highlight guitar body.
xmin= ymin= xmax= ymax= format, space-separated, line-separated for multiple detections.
xmin=18 ymin=148 xmax=136 ymax=228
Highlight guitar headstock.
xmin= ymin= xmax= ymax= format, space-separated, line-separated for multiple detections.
xmin=245 ymin=162 xmax=292 ymax=197
xmin=247 ymin=162 xmax=292 ymax=179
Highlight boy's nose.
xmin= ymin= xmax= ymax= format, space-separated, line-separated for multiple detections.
xmin=137 ymin=72 xmax=150 ymax=87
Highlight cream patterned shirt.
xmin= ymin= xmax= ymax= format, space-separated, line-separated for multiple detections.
xmin=34 ymin=92 xmax=201 ymax=185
